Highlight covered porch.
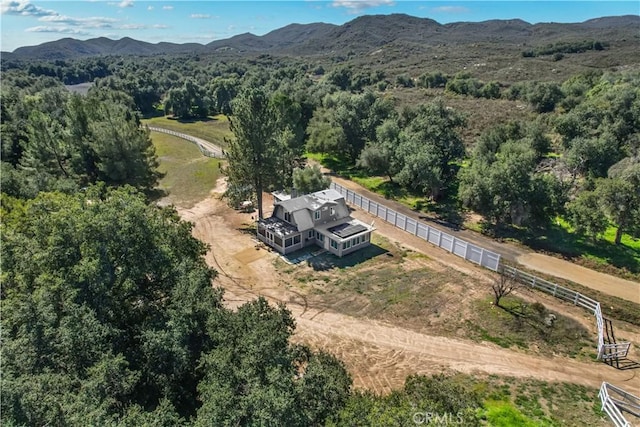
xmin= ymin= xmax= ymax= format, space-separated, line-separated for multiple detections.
xmin=257 ymin=217 xmax=304 ymax=255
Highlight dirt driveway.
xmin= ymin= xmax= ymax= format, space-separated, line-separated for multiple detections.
xmin=174 ymin=180 xmax=639 ymax=395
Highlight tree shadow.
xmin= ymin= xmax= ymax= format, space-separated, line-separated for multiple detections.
xmin=495 ymin=222 xmax=640 ymax=275
xmin=306 ymin=244 xmax=388 ymax=271
xmin=147 ymin=187 xmax=168 ymax=203
xmin=174 ymin=116 xmax=218 ymax=123
xmin=237 ymin=223 xmax=257 ymax=237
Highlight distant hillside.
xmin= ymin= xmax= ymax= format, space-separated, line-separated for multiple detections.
xmin=2 ymin=14 xmax=639 ymax=61
xmin=4 ymin=36 xmax=205 ymax=61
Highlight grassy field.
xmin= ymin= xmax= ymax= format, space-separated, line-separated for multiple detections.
xmin=476 ymin=376 xmax=605 ymax=427
xmin=151 ymin=131 xmax=222 ymax=208
xmin=465 ymin=296 xmax=592 ymax=358
xmin=143 ymin=114 xmax=232 ymax=149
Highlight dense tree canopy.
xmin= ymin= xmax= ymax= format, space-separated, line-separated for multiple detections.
xmin=1 ymin=186 xmax=353 ymax=425
xmin=307 ymin=91 xmax=394 ymax=162
xmin=292 ymin=164 xmax=331 ymax=195
xmin=1 ymin=81 xmax=160 ymax=198
xmin=459 ymin=122 xmax=564 ymax=227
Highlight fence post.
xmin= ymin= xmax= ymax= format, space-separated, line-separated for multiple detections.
xmin=574 ymin=293 xmax=580 ymax=305
xmin=426 ymin=225 xmax=430 ymax=242
xmin=553 ymin=284 xmax=558 ymax=297
xmin=450 ymin=236 xmax=456 ymax=253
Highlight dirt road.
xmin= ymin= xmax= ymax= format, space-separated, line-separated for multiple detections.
xmin=161 ymin=129 xmax=639 ymax=303
xmin=518 ymin=253 xmax=640 ymax=303
xmin=329 ymin=175 xmax=640 ymax=303
xmin=175 ymin=183 xmax=639 ymax=395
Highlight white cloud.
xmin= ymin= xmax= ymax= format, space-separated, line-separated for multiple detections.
xmin=162 ymin=5 xmax=173 ymax=10
xmin=26 ymin=25 xmax=90 ymax=35
xmin=1 ymin=0 xmax=57 ymax=16
xmin=190 ymin=13 xmax=210 ymax=19
xmin=152 ymin=24 xmax=168 ymax=29
xmin=38 ymin=15 xmax=117 ymax=28
xmin=431 ymin=6 xmax=470 ymax=14
xmin=118 ymin=0 xmax=133 ymax=7
xmin=147 ymin=5 xmax=153 ymax=10
xmin=119 ymin=23 xmax=146 ymax=29
xmin=331 ymin=0 xmax=394 ymax=14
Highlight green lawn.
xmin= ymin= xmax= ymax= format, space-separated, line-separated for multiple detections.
xmin=143 ymin=114 xmax=232 ymax=149
xmin=151 ymin=131 xmax=222 ymax=208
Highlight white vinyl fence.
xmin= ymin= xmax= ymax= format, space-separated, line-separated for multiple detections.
xmin=599 ymin=382 xmax=640 ymax=427
xmin=147 ymin=126 xmax=224 ymax=158
xmin=330 ymin=182 xmax=501 ymax=271
xmin=501 ymin=265 xmax=631 ymax=362
xmin=331 ymin=181 xmax=637 ymax=427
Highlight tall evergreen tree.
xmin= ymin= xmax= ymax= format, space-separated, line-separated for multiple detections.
xmin=225 ymin=88 xmax=278 ymax=218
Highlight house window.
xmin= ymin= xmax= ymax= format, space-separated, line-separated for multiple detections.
xmin=343 ymin=240 xmax=351 ymax=250
xmin=330 ymin=207 xmax=335 ymax=216
xmin=316 ymin=231 xmax=324 ymax=242
xmin=274 ymin=236 xmax=283 ymax=247
xmin=363 ymin=233 xmax=369 ymax=241
xmin=314 ymin=210 xmax=321 ymax=220
xmin=258 ymin=227 xmax=266 ymax=237
xmin=285 ymin=238 xmax=292 ymax=247
xmin=293 ymin=235 xmax=301 ymax=245
xmin=308 ymin=230 xmax=314 ymax=238
xmin=284 ymin=212 xmax=291 ymax=223
xmin=353 ymin=236 xmax=360 ymax=246
xmin=330 ymin=239 xmax=338 ymax=249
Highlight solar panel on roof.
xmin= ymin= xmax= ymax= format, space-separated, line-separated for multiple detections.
xmin=329 ymin=223 xmax=367 ymax=238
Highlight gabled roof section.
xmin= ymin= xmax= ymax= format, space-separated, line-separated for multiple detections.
xmin=276 ymin=188 xmax=343 ymax=213
xmin=310 ymin=188 xmax=343 ymax=202
xmin=292 ymin=210 xmax=314 ymax=231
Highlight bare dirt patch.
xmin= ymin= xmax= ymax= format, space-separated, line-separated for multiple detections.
xmin=173 ymin=177 xmax=640 ymax=395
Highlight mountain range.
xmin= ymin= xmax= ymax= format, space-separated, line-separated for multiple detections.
xmin=3 ymin=14 xmax=639 ymax=61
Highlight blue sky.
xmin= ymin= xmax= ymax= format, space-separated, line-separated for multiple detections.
xmin=1 ymin=1 xmax=638 ymax=52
